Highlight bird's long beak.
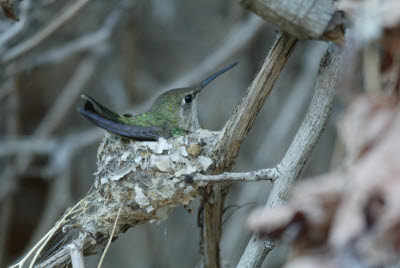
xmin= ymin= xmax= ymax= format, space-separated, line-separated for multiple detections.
xmin=196 ymin=62 xmax=239 ymax=92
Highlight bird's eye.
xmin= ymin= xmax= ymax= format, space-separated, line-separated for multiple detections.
xmin=184 ymin=94 xmax=192 ymax=104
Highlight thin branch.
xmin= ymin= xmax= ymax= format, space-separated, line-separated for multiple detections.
xmin=201 ymin=32 xmax=297 ymax=268
xmin=222 ymin=202 xmax=256 ymax=225
xmin=1 ymin=0 xmax=92 ymax=64
xmin=236 ymin=42 xmax=345 ymax=268
xmin=194 ymin=168 xmax=276 ymax=183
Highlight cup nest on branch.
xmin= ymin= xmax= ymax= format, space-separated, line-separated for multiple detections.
xmin=71 ymin=129 xmax=218 ymax=242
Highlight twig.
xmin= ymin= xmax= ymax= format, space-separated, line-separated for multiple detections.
xmin=194 ymin=168 xmax=276 ymax=183
xmin=222 ymin=202 xmax=256 ymax=225
xmin=201 ymin=32 xmax=297 ymax=268
xmin=1 ymin=0 xmax=92 ymax=64
xmin=236 ymin=42 xmax=345 ymax=268
xmin=97 ymin=205 xmax=122 ymax=268
xmin=69 ymin=232 xmax=87 ymax=268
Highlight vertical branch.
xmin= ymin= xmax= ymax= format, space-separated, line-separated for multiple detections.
xmin=201 ymin=32 xmax=297 ymax=268
xmin=236 ymin=42 xmax=344 ymax=268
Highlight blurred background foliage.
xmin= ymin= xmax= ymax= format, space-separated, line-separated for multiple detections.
xmin=0 ymin=0 xmax=333 ymax=267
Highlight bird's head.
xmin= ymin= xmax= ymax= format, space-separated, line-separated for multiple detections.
xmin=149 ymin=62 xmax=238 ymax=132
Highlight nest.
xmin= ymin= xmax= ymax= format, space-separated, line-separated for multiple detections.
xmin=74 ymin=129 xmax=220 ymax=239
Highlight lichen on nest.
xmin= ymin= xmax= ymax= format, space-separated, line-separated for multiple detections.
xmin=76 ymin=129 xmax=219 ymax=237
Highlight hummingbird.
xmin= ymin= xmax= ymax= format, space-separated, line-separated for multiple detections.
xmin=78 ymin=62 xmax=238 ymax=141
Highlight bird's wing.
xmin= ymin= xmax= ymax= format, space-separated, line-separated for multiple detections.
xmin=78 ymin=95 xmax=170 ymax=141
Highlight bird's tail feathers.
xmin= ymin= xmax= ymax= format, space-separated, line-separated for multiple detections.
xmin=80 ymin=94 xmax=121 ymax=123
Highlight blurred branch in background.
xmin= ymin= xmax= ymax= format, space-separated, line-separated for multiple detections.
xmin=4 ymin=7 xmax=123 ymax=77
xmin=1 ymin=0 xmax=92 ymax=64
xmin=16 ymin=56 xmax=98 ymax=172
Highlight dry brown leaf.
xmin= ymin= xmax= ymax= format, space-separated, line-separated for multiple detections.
xmin=0 ymin=0 xmax=19 ymax=21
